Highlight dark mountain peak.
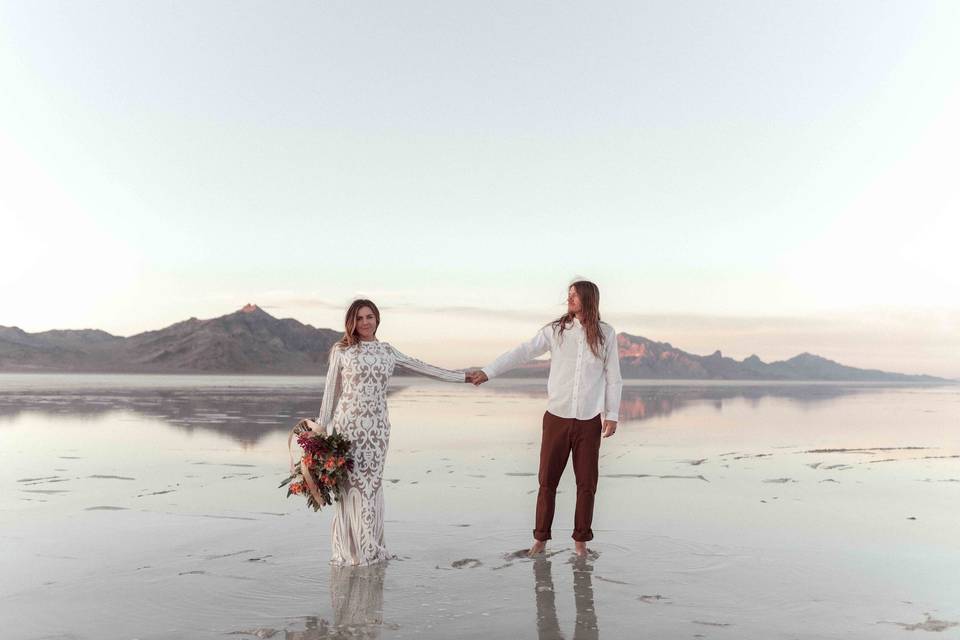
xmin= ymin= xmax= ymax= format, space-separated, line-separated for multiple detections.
xmin=231 ymin=303 xmax=275 ymax=321
xmin=205 ymin=304 xmax=278 ymax=328
xmin=787 ymin=352 xmax=835 ymax=365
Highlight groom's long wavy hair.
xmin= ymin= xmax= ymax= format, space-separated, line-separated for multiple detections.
xmin=337 ymin=299 xmax=381 ymax=349
xmin=551 ymin=280 xmax=606 ymax=358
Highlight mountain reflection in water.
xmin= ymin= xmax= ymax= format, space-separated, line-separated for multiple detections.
xmin=0 ymin=376 xmax=919 ymax=446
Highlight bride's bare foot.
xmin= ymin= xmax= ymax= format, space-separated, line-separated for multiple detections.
xmin=528 ymin=540 xmax=547 ymax=556
xmin=574 ymin=541 xmax=588 ymax=557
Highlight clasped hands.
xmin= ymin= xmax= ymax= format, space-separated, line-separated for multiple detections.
xmin=464 ymin=369 xmax=488 ymax=386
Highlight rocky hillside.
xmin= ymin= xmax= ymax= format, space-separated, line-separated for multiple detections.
xmin=498 ymin=332 xmax=945 ymax=382
xmin=0 ymin=308 xmax=947 ymax=381
xmin=0 ymin=304 xmax=340 ymax=374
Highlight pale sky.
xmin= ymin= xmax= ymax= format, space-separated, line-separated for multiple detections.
xmin=1 ymin=1 xmax=958 ymax=378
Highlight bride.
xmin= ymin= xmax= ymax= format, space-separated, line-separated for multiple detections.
xmin=314 ymin=299 xmax=468 ymax=566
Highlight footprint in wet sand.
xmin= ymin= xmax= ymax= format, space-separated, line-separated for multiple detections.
xmin=880 ymin=614 xmax=958 ymax=632
xmin=227 ymin=629 xmax=279 ymax=638
xmin=638 ymin=594 xmax=670 ymax=604
xmin=452 ymin=558 xmax=482 ymax=569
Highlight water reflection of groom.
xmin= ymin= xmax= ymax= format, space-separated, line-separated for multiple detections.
xmin=534 ymin=557 xmax=599 ymax=640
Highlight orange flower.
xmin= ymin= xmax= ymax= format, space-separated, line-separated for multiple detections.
xmin=325 ymin=457 xmax=337 ymax=471
xmin=322 ymin=475 xmax=334 ymax=486
xmin=290 ymin=483 xmax=303 ymax=494
xmin=302 ymin=455 xmax=314 ymax=469
xmin=336 ymin=457 xmax=346 ymax=467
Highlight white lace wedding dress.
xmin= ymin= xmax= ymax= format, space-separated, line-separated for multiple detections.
xmin=317 ymin=340 xmax=463 ymax=566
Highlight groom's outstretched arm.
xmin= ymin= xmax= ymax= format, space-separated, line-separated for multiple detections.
xmin=472 ymin=327 xmax=551 ymax=385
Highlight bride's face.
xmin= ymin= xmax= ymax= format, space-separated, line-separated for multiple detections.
xmin=355 ymin=306 xmax=378 ymax=341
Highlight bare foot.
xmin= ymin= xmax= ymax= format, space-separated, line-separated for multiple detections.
xmin=528 ymin=540 xmax=547 ymax=556
xmin=574 ymin=541 xmax=588 ymax=557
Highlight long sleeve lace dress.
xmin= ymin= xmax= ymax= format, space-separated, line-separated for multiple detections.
xmin=316 ymin=340 xmax=464 ymax=566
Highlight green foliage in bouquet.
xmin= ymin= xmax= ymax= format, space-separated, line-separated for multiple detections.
xmin=281 ymin=421 xmax=355 ymax=511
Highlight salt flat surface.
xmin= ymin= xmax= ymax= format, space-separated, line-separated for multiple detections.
xmin=1 ymin=375 xmax=958 ymax=639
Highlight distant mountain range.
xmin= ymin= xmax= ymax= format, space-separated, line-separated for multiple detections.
xmin=501 ymin=333 xmax=948 ymax=382
xmin=0 ymin=304 xmax=340 ymax=375
xmin=0 ymin=304 xmax=949 ymax=382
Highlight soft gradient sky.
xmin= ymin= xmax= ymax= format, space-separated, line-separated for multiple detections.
xmin=2 ymin=1 xmax=958 ymax=377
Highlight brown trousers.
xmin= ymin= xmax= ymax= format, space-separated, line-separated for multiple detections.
xmin=534 ymin=411 xmax=602 ymax=542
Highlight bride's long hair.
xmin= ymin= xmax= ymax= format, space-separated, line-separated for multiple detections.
xmin=337 ymin=299 xmax=381 ymax=349
xmin=551 ymin=280 xmax=605 ymax=358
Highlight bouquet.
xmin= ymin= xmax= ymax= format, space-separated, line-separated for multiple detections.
xmin=281 ymin=419 xmax=354 ymax=511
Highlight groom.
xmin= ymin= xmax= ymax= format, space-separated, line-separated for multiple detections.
xmin=468 ymin=280 xmax=622 ymax=556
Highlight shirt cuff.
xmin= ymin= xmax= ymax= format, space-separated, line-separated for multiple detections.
xmin=604 ymin=412 xmax=619 ymax=422
xmin=481 ymin=366 xmax=496 ymax=379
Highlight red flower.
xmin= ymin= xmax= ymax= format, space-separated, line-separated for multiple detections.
xmin=325 ymin=457 xmax=337 ymax=471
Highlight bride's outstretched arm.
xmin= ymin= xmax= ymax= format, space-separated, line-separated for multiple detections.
xmin=389 ymin=345 xmax=468 ymax=383
xmin=316 ymin=346 xmax=343 ymax=432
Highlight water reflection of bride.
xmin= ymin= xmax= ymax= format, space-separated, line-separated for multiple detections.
xmin=534 ymin=557 xmax=599 ymax=640
xmin=285 ymin=564 xmax=387 ymax=640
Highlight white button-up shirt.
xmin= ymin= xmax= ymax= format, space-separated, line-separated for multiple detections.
xmin=481 ymin=319 xmax=623 ymax=421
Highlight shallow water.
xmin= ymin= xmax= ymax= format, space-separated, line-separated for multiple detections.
xmin=1 ymin=374 xmax=959 ymax=639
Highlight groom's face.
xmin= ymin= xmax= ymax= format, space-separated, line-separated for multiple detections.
xmin=567 ymin=286 xmax=582 ymax=315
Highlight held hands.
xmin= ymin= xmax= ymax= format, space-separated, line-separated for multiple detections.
xmin=465 ymin=370 xmax=489 ymax=386
xmin=602 ymin=420 xmax=617 ymax=438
